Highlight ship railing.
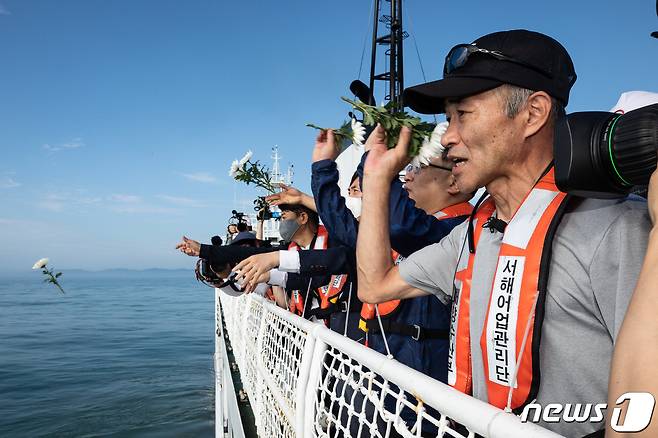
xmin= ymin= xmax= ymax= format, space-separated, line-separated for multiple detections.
xmin=215 ymin=290 xmax=563 ymax=438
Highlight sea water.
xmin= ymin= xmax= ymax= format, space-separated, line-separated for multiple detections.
xmin=0 ymin=270 xmax=214 ymax=437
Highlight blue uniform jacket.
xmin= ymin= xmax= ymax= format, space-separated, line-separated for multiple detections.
xmin=310 ymin=156 xmax=468 ymax=385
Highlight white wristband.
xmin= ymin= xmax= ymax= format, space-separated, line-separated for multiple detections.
xmin=278 ymin=250 xmax=301 ymax=273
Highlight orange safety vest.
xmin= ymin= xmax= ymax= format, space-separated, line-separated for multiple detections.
xmin=449 ymin=168 xmax=570 ymax=411
xmin=287 ymin=225 xmax=348 ymax=317
xmin=359 ymin=201 xmax=474 ymax=326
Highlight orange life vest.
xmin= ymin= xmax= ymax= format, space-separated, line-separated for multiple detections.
xmin=449 ymin=168 xmax=569 ymax=411
xmin=265 ymin=286 xmax=275 ymax=302
xmin=287 ymin=225 xmax=348 ymax=317
xmin=359 ymin=201 xmax=474 ymax=326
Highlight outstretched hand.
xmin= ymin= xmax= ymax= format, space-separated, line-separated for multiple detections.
xmin=232 ymin=252 xmax=280 ymax=293
xmin=363 ymin=124 xmax=413 ymax=180
xmin=312 ymin=129 xmax=340 ymax=163
xmin=266 ymin=184 xmax=306 ymax=207
xmin=176 ymin=236 xmax=201 ymax=257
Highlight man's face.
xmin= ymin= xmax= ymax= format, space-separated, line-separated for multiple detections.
xmin=228 ymin=224 xmax=237 ymax=234
xmin=348 ymin=179 xmax=362 ymax=199
xmin=280 ymin=209 xmax=300 ymax=223
xmin=279 ymin=209 xmax=306 ymax=241
xmin=442 ymin=88 xmax=526 ymax=193
xmin=404 ymin=154 xmax=453 ymax=206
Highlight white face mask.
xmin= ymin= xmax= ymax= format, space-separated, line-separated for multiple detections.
xmin=345 ymin=196 xmax=362 ymax=219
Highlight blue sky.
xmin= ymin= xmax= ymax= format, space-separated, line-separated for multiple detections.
xmin=1 ymin=0 xmax=656 ymax=273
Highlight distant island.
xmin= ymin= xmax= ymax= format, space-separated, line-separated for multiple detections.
xmin=1 ymin=267 xmax=194 ymax=278
xmin=65 ymin=268 xmax=191 ymax=274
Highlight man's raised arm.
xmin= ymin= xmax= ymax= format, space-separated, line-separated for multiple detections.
xmin=357 ymin=125 xmax=429 ymax=303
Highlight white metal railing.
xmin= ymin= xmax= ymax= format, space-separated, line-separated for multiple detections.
xmin=215 ymin=289 xmax=246 ymax=438
xmin=215 ymin=291 xmax=563 ymax=438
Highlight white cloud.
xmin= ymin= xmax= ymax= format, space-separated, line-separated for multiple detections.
xmin=107 ymin=193 xmax=182 ymax=214
xmin=179 ymin=172 xmax=217 ymax=183
xmin=108 ymin=204 xmax=181 ymax=214
xmin=36 ymin=192 xmax=101 ymax=212
xmin=0 ymin=176 xmax=20 ymax=188
xmin=38 ymin=197 xmax=65 ymax=212
xmin=43 ymin=138 xmax=85 ymax=152
xmin=157 ymin=195 xmax=206 ymax=208
xmin=109 ymin=194 xmax=141 ymax=203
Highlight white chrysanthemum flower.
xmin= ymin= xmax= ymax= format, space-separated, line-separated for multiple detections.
xmin=413 ymin=121 xmax=449 ymax=167
xmin=351 ymin=119 xmax=366 ymax=146
xmin=228 ymin=160 xmax=240 ymax=178
xmin=238 ymin=150 xmax=253 ymax=168
xmin=32 ymin=258 xmax=49 ymax=269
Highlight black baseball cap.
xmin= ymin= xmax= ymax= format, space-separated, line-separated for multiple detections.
xmin=403 ymin=29 xmax=577 ymax=114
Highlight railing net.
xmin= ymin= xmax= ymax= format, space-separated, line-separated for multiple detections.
xmin=217 ymin=292 xmax=562 ymax=438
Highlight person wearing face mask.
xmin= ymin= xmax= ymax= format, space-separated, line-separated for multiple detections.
xmin=238 ymin=176 xmax=365 ymax=340
xmin=264 ymin=203 xmax=364 ymax=338
xmin=235 ymin=125 xmax=473 ymax=436
xmin=176 ymin=211 xmax=341 ymax=315
xmin=319 ymin=126 xmax=474 ymax=437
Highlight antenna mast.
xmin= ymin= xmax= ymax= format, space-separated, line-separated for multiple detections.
xmin=271 ymin=146 xmax=282 ymax=184
xmin=368 ymin=0 xmax=406 ymax=112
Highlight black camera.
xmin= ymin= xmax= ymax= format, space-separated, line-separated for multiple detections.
xmin=230 ymin=210 xmax=246 ymax=223
xmin=554 ymin=103 xmax=658 ymax=198
xmin=194 ymin=259 xmax=244 ymax=295
xmin=195 ymin=258 xmax=224 ymax=287
xmin=254 ymin=197 xmax=273 ymax=220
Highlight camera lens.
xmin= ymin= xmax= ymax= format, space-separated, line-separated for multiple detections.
xmin=555 ymin=103 xmax=658 ymax=197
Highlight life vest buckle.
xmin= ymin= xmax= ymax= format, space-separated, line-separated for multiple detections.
xmin=412 ymin=324 xmax=421 ymax=341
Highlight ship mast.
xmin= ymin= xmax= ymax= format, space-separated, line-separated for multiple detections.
xmin=363 ymin=0 xmax=406 ymax=112
xmin=271 ymin=146 xmax=282 ymax=184
xmin=270 ymin=146 xmax=294 ymax=186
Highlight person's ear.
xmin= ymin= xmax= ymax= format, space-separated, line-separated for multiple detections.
xmin=523 ymin=91 xmax=552 ymax=138
xmin=298 ymin=211 xmax=308 ymax=225
xmin=446 ymin=174 xmax=461 ymax=195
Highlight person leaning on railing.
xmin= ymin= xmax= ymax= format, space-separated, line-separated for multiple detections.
xmin=232 ymin=202 xmax=365 ymax=340
xmin=176 ymin=230 xmax=285 ymax=305
xmin=234 ymin=124 xmax=474 ymax=436
xmin=234 ymin=174 xmax=365 ymax=341
xmin=356 ymin=29 xmax=651 ymax=438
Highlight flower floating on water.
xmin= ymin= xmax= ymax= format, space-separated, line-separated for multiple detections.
xmin=32 ymin=258 xmax=65 ymax=294
xmin=228 ymin=151 xmax=276 ymax=193
xmin=307 ymin=97 xmax=436 ymax=157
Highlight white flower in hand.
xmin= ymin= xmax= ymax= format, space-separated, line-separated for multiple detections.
xmin=229 ymin=160 xmax=240 ymax=177
xmin=415 ymin=121 xmax=449 ymax=166
xmin=351 ymin=119 xmax=366 ymax=146
xmin=238 ymin=150 xmax=253 ymax=168
xmin=429 ymin=121 xmax=448 ymax=149
xmin=32 ymin=258 xmax=49 ymax=269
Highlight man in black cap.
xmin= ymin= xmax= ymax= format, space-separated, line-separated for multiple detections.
xmin=356 ymin=29 xmax=651 ymax=437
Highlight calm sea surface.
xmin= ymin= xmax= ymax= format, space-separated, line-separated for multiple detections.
xmin=0 ymin=270 xmax=215 ymax=438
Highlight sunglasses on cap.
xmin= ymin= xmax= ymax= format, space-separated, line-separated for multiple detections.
xmin=444 ymin=43 xmax=554 ymax=79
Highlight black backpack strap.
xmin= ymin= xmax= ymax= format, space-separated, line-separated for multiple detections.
xmin=365 ymin=319 xmax=449 ymax=341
